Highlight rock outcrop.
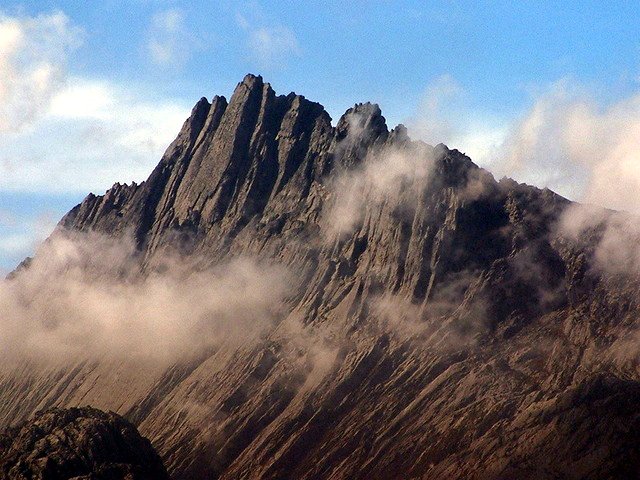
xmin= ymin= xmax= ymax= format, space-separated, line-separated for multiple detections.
xmin=2 ymin=74 xmax=640 ymax=479
xmin=0 ymin=407 xmax=169 ymax=479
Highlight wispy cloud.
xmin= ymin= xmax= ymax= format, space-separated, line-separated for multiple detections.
xmin=0 ymin=232 xmax=35 ymax=257
xmin=0 ymin=207 xmax=59 ymax=273
xmin=409 ymin=74 xmax=463 ymax=144
xmin=407 ymin=75 xmax=507 ymax=165
xmin=0 ymin=208 xmax=16 ymax=227
xmin=146 ymin=8 xmax=196 ymax=69
xmin=0 ymin=230 xmax=293 ymax=363
xmin=248 ymin=25 xmax=300 ymax=68
xmin=0 ymin=11 xmax=82 ymax=133
xmin=236 ymin=11 xmax=301 ymax=69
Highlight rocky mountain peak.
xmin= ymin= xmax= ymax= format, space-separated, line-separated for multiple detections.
xmin=336 ymin=102 xmax=387 ymax=139
xmin=6 ymin=74 xmax=640 ymax=480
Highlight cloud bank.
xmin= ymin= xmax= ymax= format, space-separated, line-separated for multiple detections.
xmin=0 ymin=230 xmax=292 ymax=364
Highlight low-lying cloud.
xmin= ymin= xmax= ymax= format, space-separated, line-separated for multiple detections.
xmin=0 ymin=230 xmax=292 ymax=364
xmin=559 ymin=202 xmax=640 ymax=277
xmin=324 ymin=147 xmax=432 ymax=237
xmin=323 ymin=132 xmax=436 ymax=237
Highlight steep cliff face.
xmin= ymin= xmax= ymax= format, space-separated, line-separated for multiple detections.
xmin=2 ymin=74 xmax=640 ymax=479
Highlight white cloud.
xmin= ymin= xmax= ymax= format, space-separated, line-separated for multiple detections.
xmin=0 ymin=11 xmax=191 ymax=197
xmin=490 ymin=82 xmax=640 ymax=212
xmin=454 ymin=125 xmax=508 ymax=166
xmin=146 ymin=8 xmax=194 ymax=69
xmin=49 ymin=80 xmax=115 ymax=119
xmin=235 ymin=12 xmax=250 ymax=30
xmin=407 ymin=75 xmax=508 ymax=165
xmin=0 ymin=232 xmax=35 ymax=256
xmin=0 ymin=77 xmax=190 ymax=193
xmin=409 ymin=74 xmax=463 ymax=144
xmin=0 ymin=11 xmax=82 ymax=133
xmin=0 ymin=208 xmax=16 ymax=227
xmin=408 ymin=76 xmax=640 ymax=213
xmin=0 ymin=209 xmax=58 ymax=273
xmin=323 ymin=115 xmax=437 ymax=238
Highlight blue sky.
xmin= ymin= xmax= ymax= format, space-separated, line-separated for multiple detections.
xmin=1 ymin=1 xmax=640 ymax=269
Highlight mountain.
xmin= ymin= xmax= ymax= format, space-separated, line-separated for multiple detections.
xmin=0 ymin=407 xmax=169 ymax=479
xmin=1 ymin=74 xmax=640 ymax=479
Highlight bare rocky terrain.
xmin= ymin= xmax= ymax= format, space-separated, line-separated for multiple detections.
xmin=1 ymin=74 xmax=640 ymax=479
xmin=0 ymin=407 xmax=168 ymax=479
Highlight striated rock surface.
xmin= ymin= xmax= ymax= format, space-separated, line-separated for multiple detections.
xmin=0 ymin=407 xmax=169 ymax=479
xmin=2 ymin=74 xmax=640 ymax=479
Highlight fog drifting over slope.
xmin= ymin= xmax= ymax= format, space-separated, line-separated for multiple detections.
xmin=0 ymin=230 xmax=292 ymax=363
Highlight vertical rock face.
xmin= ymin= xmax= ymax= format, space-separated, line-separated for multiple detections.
xmin=62 ymin=74 xmax=336 ymax=264
xmin=4 ymin=74 xmax=640 ymax=479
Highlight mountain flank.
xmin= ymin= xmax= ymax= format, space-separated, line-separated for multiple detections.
xmin=1 ymin=74 xmax=640 ymax=479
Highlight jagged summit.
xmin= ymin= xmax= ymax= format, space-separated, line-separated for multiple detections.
xmin=61 ymin=74 xmax=485 ymax=255
xmin=59 ymin=74 xmax=572 ymax=327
